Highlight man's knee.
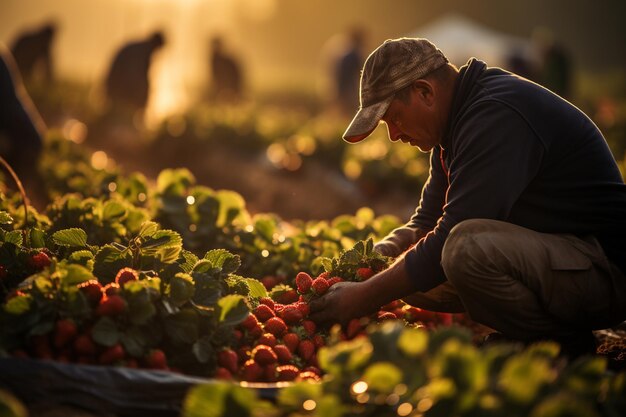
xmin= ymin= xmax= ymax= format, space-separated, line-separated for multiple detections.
xmin=441 ymin=219 xmax=499 ymax=285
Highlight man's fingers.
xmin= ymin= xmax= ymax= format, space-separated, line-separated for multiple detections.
xmin=308 ymin=295 xmax=327 ymax=313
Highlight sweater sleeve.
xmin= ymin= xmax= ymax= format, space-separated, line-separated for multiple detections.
xmin=404 ymin=102 xmax=545 ymax=292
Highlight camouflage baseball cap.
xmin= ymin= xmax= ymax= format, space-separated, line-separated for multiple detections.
xmin=343 ymin=38 xmax=448 ymax=143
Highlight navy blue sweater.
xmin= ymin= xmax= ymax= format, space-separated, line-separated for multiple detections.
xmin=404 ymin=59 xmax=626 ymax=292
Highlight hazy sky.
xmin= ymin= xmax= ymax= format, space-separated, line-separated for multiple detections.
xmin=2 ymin=0 xmax=624 ymax=121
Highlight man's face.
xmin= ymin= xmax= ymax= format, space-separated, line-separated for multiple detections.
xmin=381 ymin=87 xmax=440 ymax=152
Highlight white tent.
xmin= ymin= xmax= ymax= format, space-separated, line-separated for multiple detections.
xmin=406 ymin=14 xmax=533 ymax=69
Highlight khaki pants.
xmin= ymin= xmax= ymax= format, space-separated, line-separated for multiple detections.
xmin=404 ymin=219 xmax=626 ymax=341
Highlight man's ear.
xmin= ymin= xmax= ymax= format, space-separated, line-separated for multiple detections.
xmin=411 ymin=79 xmax=435 ymax=106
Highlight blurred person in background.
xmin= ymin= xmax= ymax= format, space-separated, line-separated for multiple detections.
xmin=310 ymin=38 xmax=626 ymax=359
xmin=104 ymin=31 xmax=166 ymax=120
xmin=333 ymin=27 xmax=367 ymax=116
xmin=532 ymin=27 xmax=573 ymax=100
xmin=0 ymin=44 xmax=47 ymax=209
xmin=10 ymin=21 xmax=56 ymax=87
xmin=208 ymin=35 xmax=245 ymax=103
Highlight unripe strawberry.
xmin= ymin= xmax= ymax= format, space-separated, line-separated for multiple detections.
xmin=252 ymin=345 xmax=277 ymax=366
xmin=295 ymin=272 xmax=313 ymax=294
xmin=53 ymin=318 xmax=77 ymax=348
xmin=311 ymin=277 xmax=329 ymax=295
xmin=115 ymin=267 xmax=138 ymax=287
xmin=145 ymin=349 xmax=167 ymax=369
xmin=96 ymin=295 xmax=126 ymax=316
xmin=77 ymin=280 xmax=103 ymax=306
xmin=30 ymin=252 xmax=51 ymax=269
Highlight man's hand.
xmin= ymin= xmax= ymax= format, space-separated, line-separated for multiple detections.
xmin=309 ymin=281 xmax=376 ymax=327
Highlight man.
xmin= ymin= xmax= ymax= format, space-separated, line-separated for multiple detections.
xmin=105 ymin=31 xmax=165 ymax=115
xmin=10 ymin=22 xmax=56 ymax=86
xmin=309 ymin=38 xmax=626 ymax=357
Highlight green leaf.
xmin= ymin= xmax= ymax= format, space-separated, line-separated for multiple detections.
xmin=120 ymin=327 xmax=148 ymax=357
xmin=277 ymin=382 xmax=322 ymax=410
xmin=3 ymin=294 xmax=33 ymax=315
xmin=356 ymin=207 xmax=375 ymax=223
xmin=169 ymin=273 xmax=195 ymax=306
xmin=92 ymin=317 xmax=121 ymax=347
xmin=0 ymin=211 xmax=13 ymax=224
xmin=29 ymin=228 xmax=46 ymax=248
xmin=184 ymin=383 xmax=258 ymax=417
xmin=398 ymin=327 xmax=428 ymax=357
xmin=217 ymin=295 xmax=249 ymax=326
xmin=4 ymin=231 xmax=22 ymax=246
xmin=0 ymin=389 xmax=28 ymax=417
xmin=203 ymin=249 xmax=241 ymax=274
xmin=138 ymin=221 xmax=160 ymax=238
xmin=339 ymin=248 xmax=360 ymax=266
xmin=68 ymin=250 xmax=95 ymax=268
xmin=61 ymin=264 xmax=94 ymax=286
xmin=362 ymin=362 xmax=403 ymax=393
xmin=164 ymin=309 xmax=199 ymax=344
xmin=243 ymin=278 xmax=267 ymax=299
xmin=93 ymin=245 xmax=132 ymax=284
xmin=216 ymin=190 xmax=248 ymax=227
xmin=102 ymin=200 xmax=127 ymax=221
xmin=52 ymin=228 xmax=88 ymax=247
xmin=192 ymin=335 xmax=214 ymax=364
xmin=499 ymin=354 xmax=555 ymax=404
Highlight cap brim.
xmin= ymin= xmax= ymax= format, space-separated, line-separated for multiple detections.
xmin=342 ymin=96 xmax=394 ymax=143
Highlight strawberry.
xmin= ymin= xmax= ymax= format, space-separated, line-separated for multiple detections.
xmin=301 ymin=320 xmax=316 ymax=337
xmin=297 ymin=371 xmax=322 ymax=382
xmin=241 ymin=359 xmax=263 ymax=382
xmin=273 ymin=344 xmax=293 ymax=364
xmin=261 ymin=276 xmax=278 ymax=290
xmin=103 ymin=282 xmax=121 ymax=297
xmin=31 ymin=334 xmax=52 ymax=359
xmin=317 ymin=271 xmax=331 ymax=280
xmin=259 ymin=297 xmax=275 ymax=310
xmin=218 ymin=348 xmax=239 ymax=374
xmin=311 ymin=277 xmax=329 ymax=296
xmin=252 ymin=345 xmax=277 ymax=366
xmin=382 ymin=300 xmax=403 ymax=310
xmin=303 ymin=366 xmax=322 ymax=376
xmin=215 ymin=367 xmax=233 ymax=380
xmin=96 ymin=295 xmax=126 ymax=316
xmin=258 ymin=333 xmax=277 ymax=347
xmin=237 ymin=346 xmax=251 ymax=364
xmin=126 ymin=358 xmax=139 ymax=369
xmin=233 ymin=329 xmax=243 ymax=343
xmin=279 ymin=305 xmax=303 ymax=325
xmin=146 ymin=349 xmax=168 ymax=369
xmin=53 ymin=318 xmax=77 ymax=348
xmin=264 ymin=317 xmax=288 ymax=337
xmin=282 ymin=332 xmax=300 ymax=353
xmin=241 ymin=314 xmax=260 ymax=331
xmin=403 ymin=306 xmax=436 ymax=323
xmin=296 ymin=301 xmax=310 ymax=317
xmin=78 ymin=280 xmax=103 ymax=306
xmin=356 ymin=267 xmax=375 ymax=280
xmin=346 ymin=318 xmax=363 ymax=339
xmin=253 ymin=304 xmax=275 ymax=322
xmin=297 ymin=340 xmax=315 ymax=362
xmin=437 ymin=312 xmax=454 ymax=326
xmin=74 ymin=333 xmax=96 ymax=356
xmin=276 ymin=364 xmax=300 ymax=381
xmin=115 ymin=267 xmax=138 ymax=287
xmin=273 ymin=303 xmax=285 ymax=313
xmin=30 ymin=252 xmax=51 ymax=269
xmin=377 ymin=311 xmax=397 ymax=321
xmin=312 ymin=334 xmax=325 ymax=349
xmin=264 ymin=363 xmax=278 ymax=382
xmin=99 ymin=344 xmax=125 ymax=365
xmin=295 ymin=272 xmax=313 ymax=294
xmin=327 ymin=277 xmax=344 ymax=287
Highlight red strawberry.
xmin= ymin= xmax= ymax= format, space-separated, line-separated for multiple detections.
xmin=74 ymin=334 xmax=96 ymax=356
xmin=248 ymin=322 xmax=264 ymax=340
xmin=264 ymin=317 xmax=288 ymax=337
xmin=303 ymin=366 xmax=322 ymax=376
xmin=312 ymin=334 xmax=325 ymax=349
xmin=356 ymin=267 xmax=375 ymax=280
xmin=126 ymin=358 xmax=139 ymax=369
xmin=252 ymin=345 xmax=278 ymax=366
xmin=241 ymin=314 xmax=260 ymax=331
xmin=96 ymin=295 xmax=126 ymax=316
xmin=301 ymin=320 xmax=316 ymax=337
xmin=261 ymin=276 xmax=278 ymax=290
xmin=259 ymin=297 xmax=275 ymax=310
xmin=146 ymin=349 xmax=168 ymax=369
xmin=377 ymin=311 xmax=397 ymax=321
xmin=437 ymin=312 xmax=454 ymax=326
xmin=103 ymin=282 xmax=121 ymax=297
xmin=53 ymin=318 xmax=77 ymax=348
xmin=218 ymin=348 xmax=239 ymax=374
xmin=327 ymin=277 xmax=344 ymax=287
xmin=279 ymin=290 xmax=299 ymax=305
xmin=273 ymin=344 xmax=293 ymax=364
xmin=237 ymin=346 xmax=251 ymax=364
xmin=317 ymin=272 xmax=331 ymax=280
xmin=297 ymin=340 xmax=315 ymax=362
xmin=346 ymin=318 xmax=363 ymax=339
xmin=296 ymin=302 xmax=310 ymax=317
xmin=282 ymin=332 xmax=300 ymax=353
xmin=99 ymin=344 xmax=125 ymax=365
xmin=215 ymin=367 xmax=233 ymax=380
xmin=382 ymin=300 xmax=403 ymax=310
xmin=253 ymin=304 xmax=275 ymax=322
xmin=279 ymin=305 xmax=303 ymax=325
xmin=241 ymin=359 xmax=263 ymax=382
xmin=276 ymin=364 xmax=300 ymax=381
xmin=30 ymin=252 xmax=51 ymax=269
xmin=297 ymin=371 xmax=322 ymax=382
xmin=264 ymin=363 xmax=278 ymax=382
xmin=273 ymin=303 xmax=285 ymax=313
xmin=77 ymin=280 xmax=103 ymax=306
xmin=295 ymin=272 xmax=313 ymax=294
xmin=115 ymin=267 xmax=139 ymax=287
xmin=233 ymin=329 xmax=243 ymax=343
xmin=403 ymin=306 xmax=436 ymax=323
xmin=258 ymin=333 xmax=277 ymax=347
xmin=311 ymin=277 xmax=329 ymax=295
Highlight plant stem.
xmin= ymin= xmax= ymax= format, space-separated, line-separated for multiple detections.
xmin=0 ymin=156 xmax=30 ymax=240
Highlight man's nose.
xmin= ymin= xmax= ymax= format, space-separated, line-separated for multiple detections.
xmin=385 ymin=121 xmax=402 ymax=142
